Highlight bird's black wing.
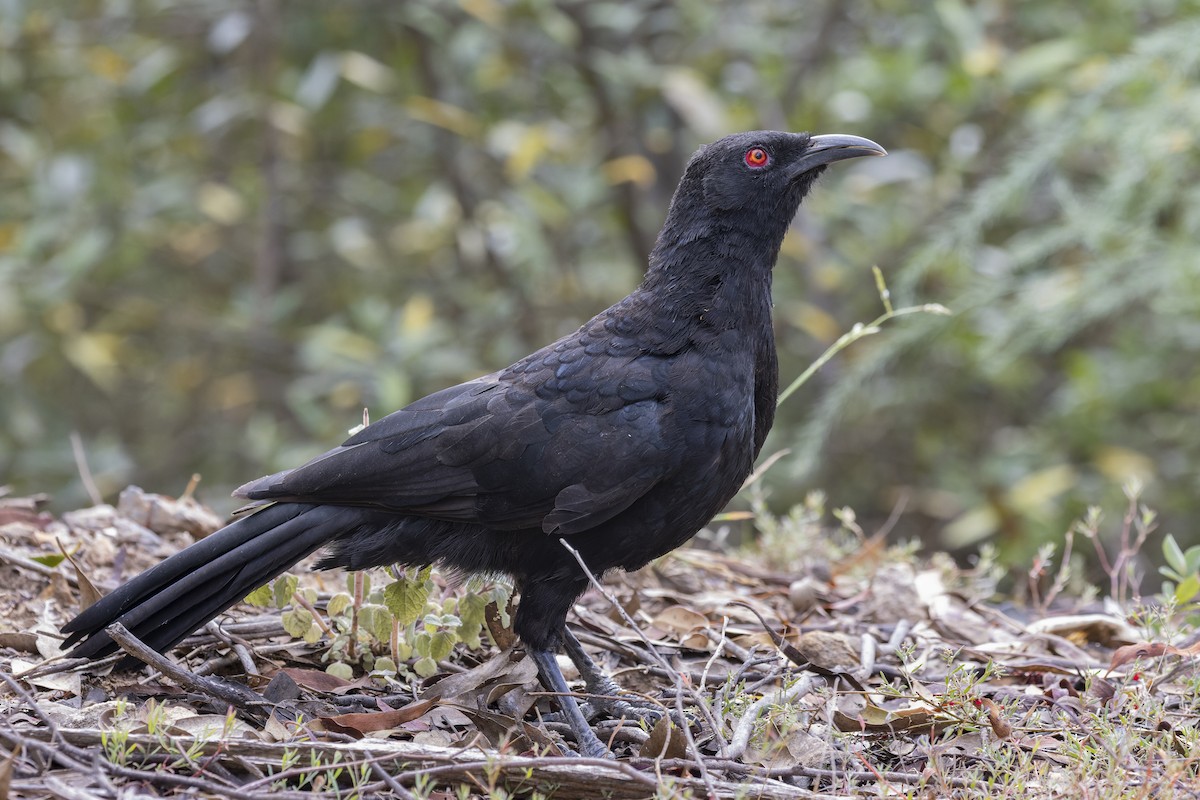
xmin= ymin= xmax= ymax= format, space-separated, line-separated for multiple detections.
xmin=237 ymin=330 xmax=679 ymax=536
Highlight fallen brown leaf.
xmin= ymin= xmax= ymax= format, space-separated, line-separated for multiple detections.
xmin=640 ymin=715 xmax=689 ymax=759
xmin=833 ymin=698 xmax=955 ymax=737
xmin=319 ymin=699 xmax=435 ymax=738
xmin=979 ymin=698 xmax=1013 ymax=739
xmin=277 ymin=667 xmax=367 ymax=693
xmin=1108 ymin=641 xmax=1185 ymax=672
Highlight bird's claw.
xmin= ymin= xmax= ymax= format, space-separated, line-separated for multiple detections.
xmin=580 ymin=695 xmax=666 ymax=725
xmin=575 ymin=737 xmax=616 ymax=760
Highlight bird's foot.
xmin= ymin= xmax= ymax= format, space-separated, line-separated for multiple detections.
xmin=574 ymin=735 xmax=616 ymax=760
xmin=579 ymin=689 xmax=667 ymax=725
xmin=576 ymin=668 xmax=695 ymax=728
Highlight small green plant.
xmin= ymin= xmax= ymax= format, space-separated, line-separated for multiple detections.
xmin=98 ymin=698 xmax=238 ymax=775
xmin=268 ymin=748 xmax=367 ymax=794
xmin=99 ymin=702 xmax=135 ymax=768
xmin=246 ymin=567 xmax=512 ymax=677
xmin=1159 ymin=533 xmax=1200 ymax=605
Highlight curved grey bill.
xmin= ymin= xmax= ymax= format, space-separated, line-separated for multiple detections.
xmin=789 ymin=133 xmax=887 ymax=179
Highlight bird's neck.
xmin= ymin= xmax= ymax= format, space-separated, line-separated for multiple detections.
xmin=641 ymin=219 xmax=782 ymax=331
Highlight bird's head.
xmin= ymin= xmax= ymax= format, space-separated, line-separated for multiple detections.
xmin=648 ymin=130 xmax=885 ymax=285
xmin=687 ymin=130 xmax=885 ymax=216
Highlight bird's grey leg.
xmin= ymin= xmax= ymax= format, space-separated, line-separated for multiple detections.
xmin=529 ymin=648 xmax=612 ymax=759
xmin=561 ymin=627 xmax=665 ymax=724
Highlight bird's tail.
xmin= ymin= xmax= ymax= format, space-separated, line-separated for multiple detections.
xmin=61 ymin=503 xmax=354 ymax=661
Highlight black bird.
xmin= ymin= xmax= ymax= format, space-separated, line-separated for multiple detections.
xmin=62 ymin=130 xmax=885 ymax=757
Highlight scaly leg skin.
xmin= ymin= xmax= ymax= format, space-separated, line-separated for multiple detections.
xmin=561 ymin=627 xmax=666 ymax=725
xmin=529 ymin=648 xmax=612 ymax=759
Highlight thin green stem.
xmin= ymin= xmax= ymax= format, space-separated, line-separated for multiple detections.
xmin=777 ymin=303 xmax=949 ymax=408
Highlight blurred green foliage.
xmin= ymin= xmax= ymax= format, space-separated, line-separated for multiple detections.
xmin=2 ymin=0 xmax=1198 ymax=563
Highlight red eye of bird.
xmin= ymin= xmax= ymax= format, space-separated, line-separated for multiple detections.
xmin=744 ymin=147 xmax=769 ymax=168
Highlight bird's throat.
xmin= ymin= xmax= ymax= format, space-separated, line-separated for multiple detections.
xmin=643 ymin=224 xmax=780 ymax=332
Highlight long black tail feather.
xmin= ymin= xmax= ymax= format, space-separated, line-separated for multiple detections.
xmin=61 ymin=503 xmax=357 ymax=660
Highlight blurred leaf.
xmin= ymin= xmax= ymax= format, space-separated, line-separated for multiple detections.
xmin=196 ymin=183 xmax=246 ymax=225
xmin=340 ymin=51 xmax=395 ymax=93
xmin=208 ymin=11 xmax=252 ymax=55
xmin=460 ymin=0 xmax=503 ymax=27
xmin=1009 ymin=465 xmax=1078 ymax=513
xmin=47 ymin=229 xmax=108 ymax=276
xmin=602 ymin=155 xmax=656 ymax=188
xmin=1003 ymin=39 xmax=1085 ymax=89
xmin=86 ymin=46 xmax=130 ymax=82
xmin=1093 ymin=446 xmax=1155 ymax=484
xmin=405 ymin=96 xmax=478 ymax=137
xmin=62 ymin=332 xmax=122 ymax=392
xmin=660 ymin=68 xmax=727 ymax=138
xmin=296 ymin=52 xmax=342 ymax=110
xmin=504 ymin=125 xmax=554 ymax=181
xmin=1175 ymin=573 xmax=1200 ymax=605
xmin=124 ymin=46 xmax=178 ymax=93
xmin=329 ymin=217 xmax=386 ymax=271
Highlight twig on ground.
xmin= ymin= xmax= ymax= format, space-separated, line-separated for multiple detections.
xmin=700 ymin=617 xmax=731 ymax=697
xmin=104 ymin=622 xmax=270 ymax=722
xmin=202 ymin=621 xmax=260 ymax=676
xmin=0 ymin=545 xmax=66 ymax=579
xmin=0 ymin=671 xmax=266 ymax=798
xmin=724 ymin=676 xmax=816 ymax=761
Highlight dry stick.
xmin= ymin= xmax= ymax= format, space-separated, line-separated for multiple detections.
xmin=181 ymin=472 xmax=202 ymax=501
xmin=203 ymin=621 xmax=259 ymax=676
xmin=739 ymin=448 xmax=791 ymax=491
xmin=1047 ymin=526 xmax=1076 ymax=611
xmin=392 ymin=755 xmax=659 ymax=793
xmin=699 ymin=617 xmax=730 ymax=695
xmin=1111 ymin=489 xmax=1154 ymax=604
xmin=0 ymin=671 xmax=263 ymax=799
xmin=365 ymin=766 xmax=420 ymax=800
xmin=724 ymin=677 xmax=816 ymax=761
xmin=557 ymin=537 xmax=721 ymax=792
xmin=0 ymin=728 xmax=105 ymax=784
xmin=40 ymin=775 xmax=114 ymax=800
xmin=238 ymin=749 xmax=419 ymax=798
xmin=253 ymin=752 xmax=661 ymax=798
xmin=69 ymin=431 xmax=103 ymax=506
xmin=872 ymin=490 xmax=909 ymax=543
xmin=232 ymin=643 xmax=259 ymax=676
xmin=0 ymin=544 xmax=67 ymax=579
xmin=647 ymin=757 xmax=974 ymax=791
xmin=15 ymin=651 xmax=119 ymax=681
xmin=0 ymin=669 xmax=74 ymax=751
xmin=104 ymin=622 xmax=268 ymax=722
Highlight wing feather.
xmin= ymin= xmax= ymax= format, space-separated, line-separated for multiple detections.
xmin=237 ymin=339 xmax=681 ymax=535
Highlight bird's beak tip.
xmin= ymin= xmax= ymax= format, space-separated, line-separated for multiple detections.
xmin=808 ymin=133 xmax=887 ymax=158
xmin=788 ymin=133 xmax=886 ymax=178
